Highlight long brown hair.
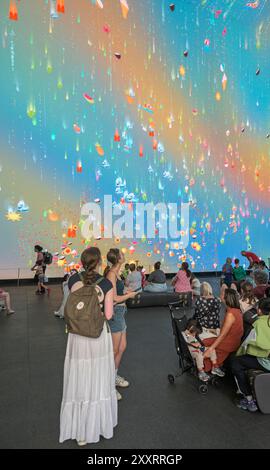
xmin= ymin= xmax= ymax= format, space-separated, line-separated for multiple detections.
xmin=241 ymin=281 xmax=255 ymax=305
xmin=224 ymin=288 xmax=240 ymax=309
xmin=81 ymin=247 xmax=101 ymax=285
xmin=181 ymin=261 xmax=191 ymax=278
xmin=103 ymin=248 xmax=122 ymax=277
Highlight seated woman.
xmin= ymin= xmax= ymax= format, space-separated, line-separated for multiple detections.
xmin=203 ymin=289 xmax=243 ymax=372
xmin=137 ymin=266 xmax=146 ymax=289
xmin=0 ymin=289 xmax=15 ymax=315
xmin=230 ymin=298 xmax=270 ymax=412
xmin=194 ymin=282 xmax=221 ymax=335
xmin=124 ymin=263 xmax=142 ymax=293
xmin=171 ymin=262 xmax=192 ymax=294
xmin=253 ymin=270 xmax=269 ymax=299
xmin=144 ymin=262 xmax=167 ymax=292
xmin=190 ymin=273 xmax=201 ymax=299
xmin=239 ymin=281 xmax=258 ymax=314
xmin=258 ymin=260 xmax=270 ymax=280
xmin=220 ymin=281 xmax=238 ymax=302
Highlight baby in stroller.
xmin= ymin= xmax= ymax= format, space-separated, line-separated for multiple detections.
xmin=182 ymin=319 xmax=225 ymax=382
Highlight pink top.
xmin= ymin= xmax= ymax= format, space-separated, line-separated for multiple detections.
xmin=174 ymin=270 xmax=192 ymax=293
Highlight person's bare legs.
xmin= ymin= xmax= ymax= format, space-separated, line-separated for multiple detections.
xmin=112 ymin=331 xmax=128 ymax=388
xmin=112 ymin=332 xmax=123 ymax=370
xmin=1 ymin=292 xmax=15 ymax=314
xmin=115 ymin=331 xmax=127 ymax=370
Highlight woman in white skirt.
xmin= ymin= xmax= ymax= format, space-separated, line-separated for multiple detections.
xmin=59 ymin=247 xmax=117 ymax=446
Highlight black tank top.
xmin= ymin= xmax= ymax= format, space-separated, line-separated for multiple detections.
xmin=116 ymin=278 xmax=124 ymax=296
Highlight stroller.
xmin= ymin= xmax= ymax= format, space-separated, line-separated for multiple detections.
xmin=167 ymin=301 xmax=221 ymax=394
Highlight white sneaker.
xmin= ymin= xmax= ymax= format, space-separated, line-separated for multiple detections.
xmin=211 ymin=367 xmax=225 ymax=377
xmin=198 ymin=371 xmax=209 ymax=382
xmin=115 ymin=375 xmax=129 ymax=388
xmin=77 ymin=440 xmax=87 ymax=446
xmin=116 ymin=390 xmax=122 ymax=401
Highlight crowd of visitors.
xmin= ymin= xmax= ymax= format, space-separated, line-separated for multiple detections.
xmin=2 ymin=246 xmax=270 ymax=446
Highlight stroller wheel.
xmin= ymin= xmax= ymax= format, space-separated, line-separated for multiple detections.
xmin=168 ymin=374 xmax=175 ymax=385
xmin=211 ymin=377 xmax=221 ymax=388
xmin=199 ymin=384 xmax=208 ymax=395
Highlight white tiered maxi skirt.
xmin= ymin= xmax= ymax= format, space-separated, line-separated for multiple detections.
xmin=59 ymin=323 xmax=117 ymax=444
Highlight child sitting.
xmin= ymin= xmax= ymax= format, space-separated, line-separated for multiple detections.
xmin=182 ymin=319 xmax=225 ymax=382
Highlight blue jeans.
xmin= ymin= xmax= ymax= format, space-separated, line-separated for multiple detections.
xmin=108 ymin=304 xmax=127 ymax=333
xmin=144 ymin=283 xmax=167 ymax=292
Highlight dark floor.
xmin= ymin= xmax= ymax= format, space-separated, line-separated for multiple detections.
xmin=0 ymin=280 xmax=269 ymax=449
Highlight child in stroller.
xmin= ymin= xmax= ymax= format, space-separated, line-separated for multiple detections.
xmin=182 ymin=319 xmax=225 ymax=382
xmin=168 ymin=303 xmax=225 ymax=393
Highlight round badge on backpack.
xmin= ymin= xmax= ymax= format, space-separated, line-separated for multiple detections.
xmin=77 ymin=301 xmax=85 ymax=310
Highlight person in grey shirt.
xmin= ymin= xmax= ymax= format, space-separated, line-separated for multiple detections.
xmin=125 ymin=264 xmax=142 ymax=292
xmin=144 ymin=262 xmax=167 ymax=292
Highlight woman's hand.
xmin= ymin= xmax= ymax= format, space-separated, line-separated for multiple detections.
xmin=128 ymin=291 xmax=138 ymax=298
xmin=203 ymin=347 xmax=214 ymax=359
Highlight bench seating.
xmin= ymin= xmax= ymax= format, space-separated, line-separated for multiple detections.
xmin=127 ymin=291 xmax=192 ymax=309
xmin=248 ymin=369 xmax=270 ymax=414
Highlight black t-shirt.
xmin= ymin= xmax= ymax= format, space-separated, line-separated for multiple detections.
xmin=68 ymin=272 xmax=112 ymax=312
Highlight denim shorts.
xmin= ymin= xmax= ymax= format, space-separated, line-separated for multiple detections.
xmin=108 ymin=304 xmax=127 ymax=333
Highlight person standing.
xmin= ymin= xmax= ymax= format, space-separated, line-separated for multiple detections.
xmin=104 ymin=249 xmax=137 ymax=401
xmin=233 ymin=259 xmax=246 ymax=283
xmin=241 ymin=250 xmax=260 ymax=269
xmin=222 ymin=257 xmax=233 ymax=287
xmin=31 ymin=245 xmax=45 ymax=293
xmin=59 ymin=247 xmax=117 ymax=446
xmin=54 ymin=274 xmax=70 ymax=318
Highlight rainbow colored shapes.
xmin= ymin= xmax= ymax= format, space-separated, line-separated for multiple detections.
xmin=114 ymin=129 xmax=121 ymax=142
xmin=57 ymin=0 xmax=65 ymax=14
xmin=95 ymin=143 xmax=104 ymax=156
xmin=9 ymin=1 xmax=18 ymax=21
xmin=83 ymin=93 xmax=94 ymax=104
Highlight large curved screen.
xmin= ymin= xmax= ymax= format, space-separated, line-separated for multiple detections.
xmin=1 ymin=0 xmax=270 ymax=278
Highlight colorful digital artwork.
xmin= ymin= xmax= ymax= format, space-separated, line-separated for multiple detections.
xmin=1 ymin=0 xmax=270 ymax=276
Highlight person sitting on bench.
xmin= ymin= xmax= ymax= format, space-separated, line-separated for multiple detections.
xmin=124 ymin=263 xmax=142 ymax=293
xmin=0 ymin=289 xmax=15 ymax=315
xmin=144 ymin=262 xmax=167 ymax=292
xmin=171 ymin=262 xmax=192 ymax=294
xmin=230 ymin=298 xmax=270 ymax=413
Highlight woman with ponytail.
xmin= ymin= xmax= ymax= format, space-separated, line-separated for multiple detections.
xmin=172 ymin=262 xmax=192 ymax=294
xmin=59 ymin=247 xmax=117 ymax=446
xmin=104 ymin=248 xmax=137 ymax=401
